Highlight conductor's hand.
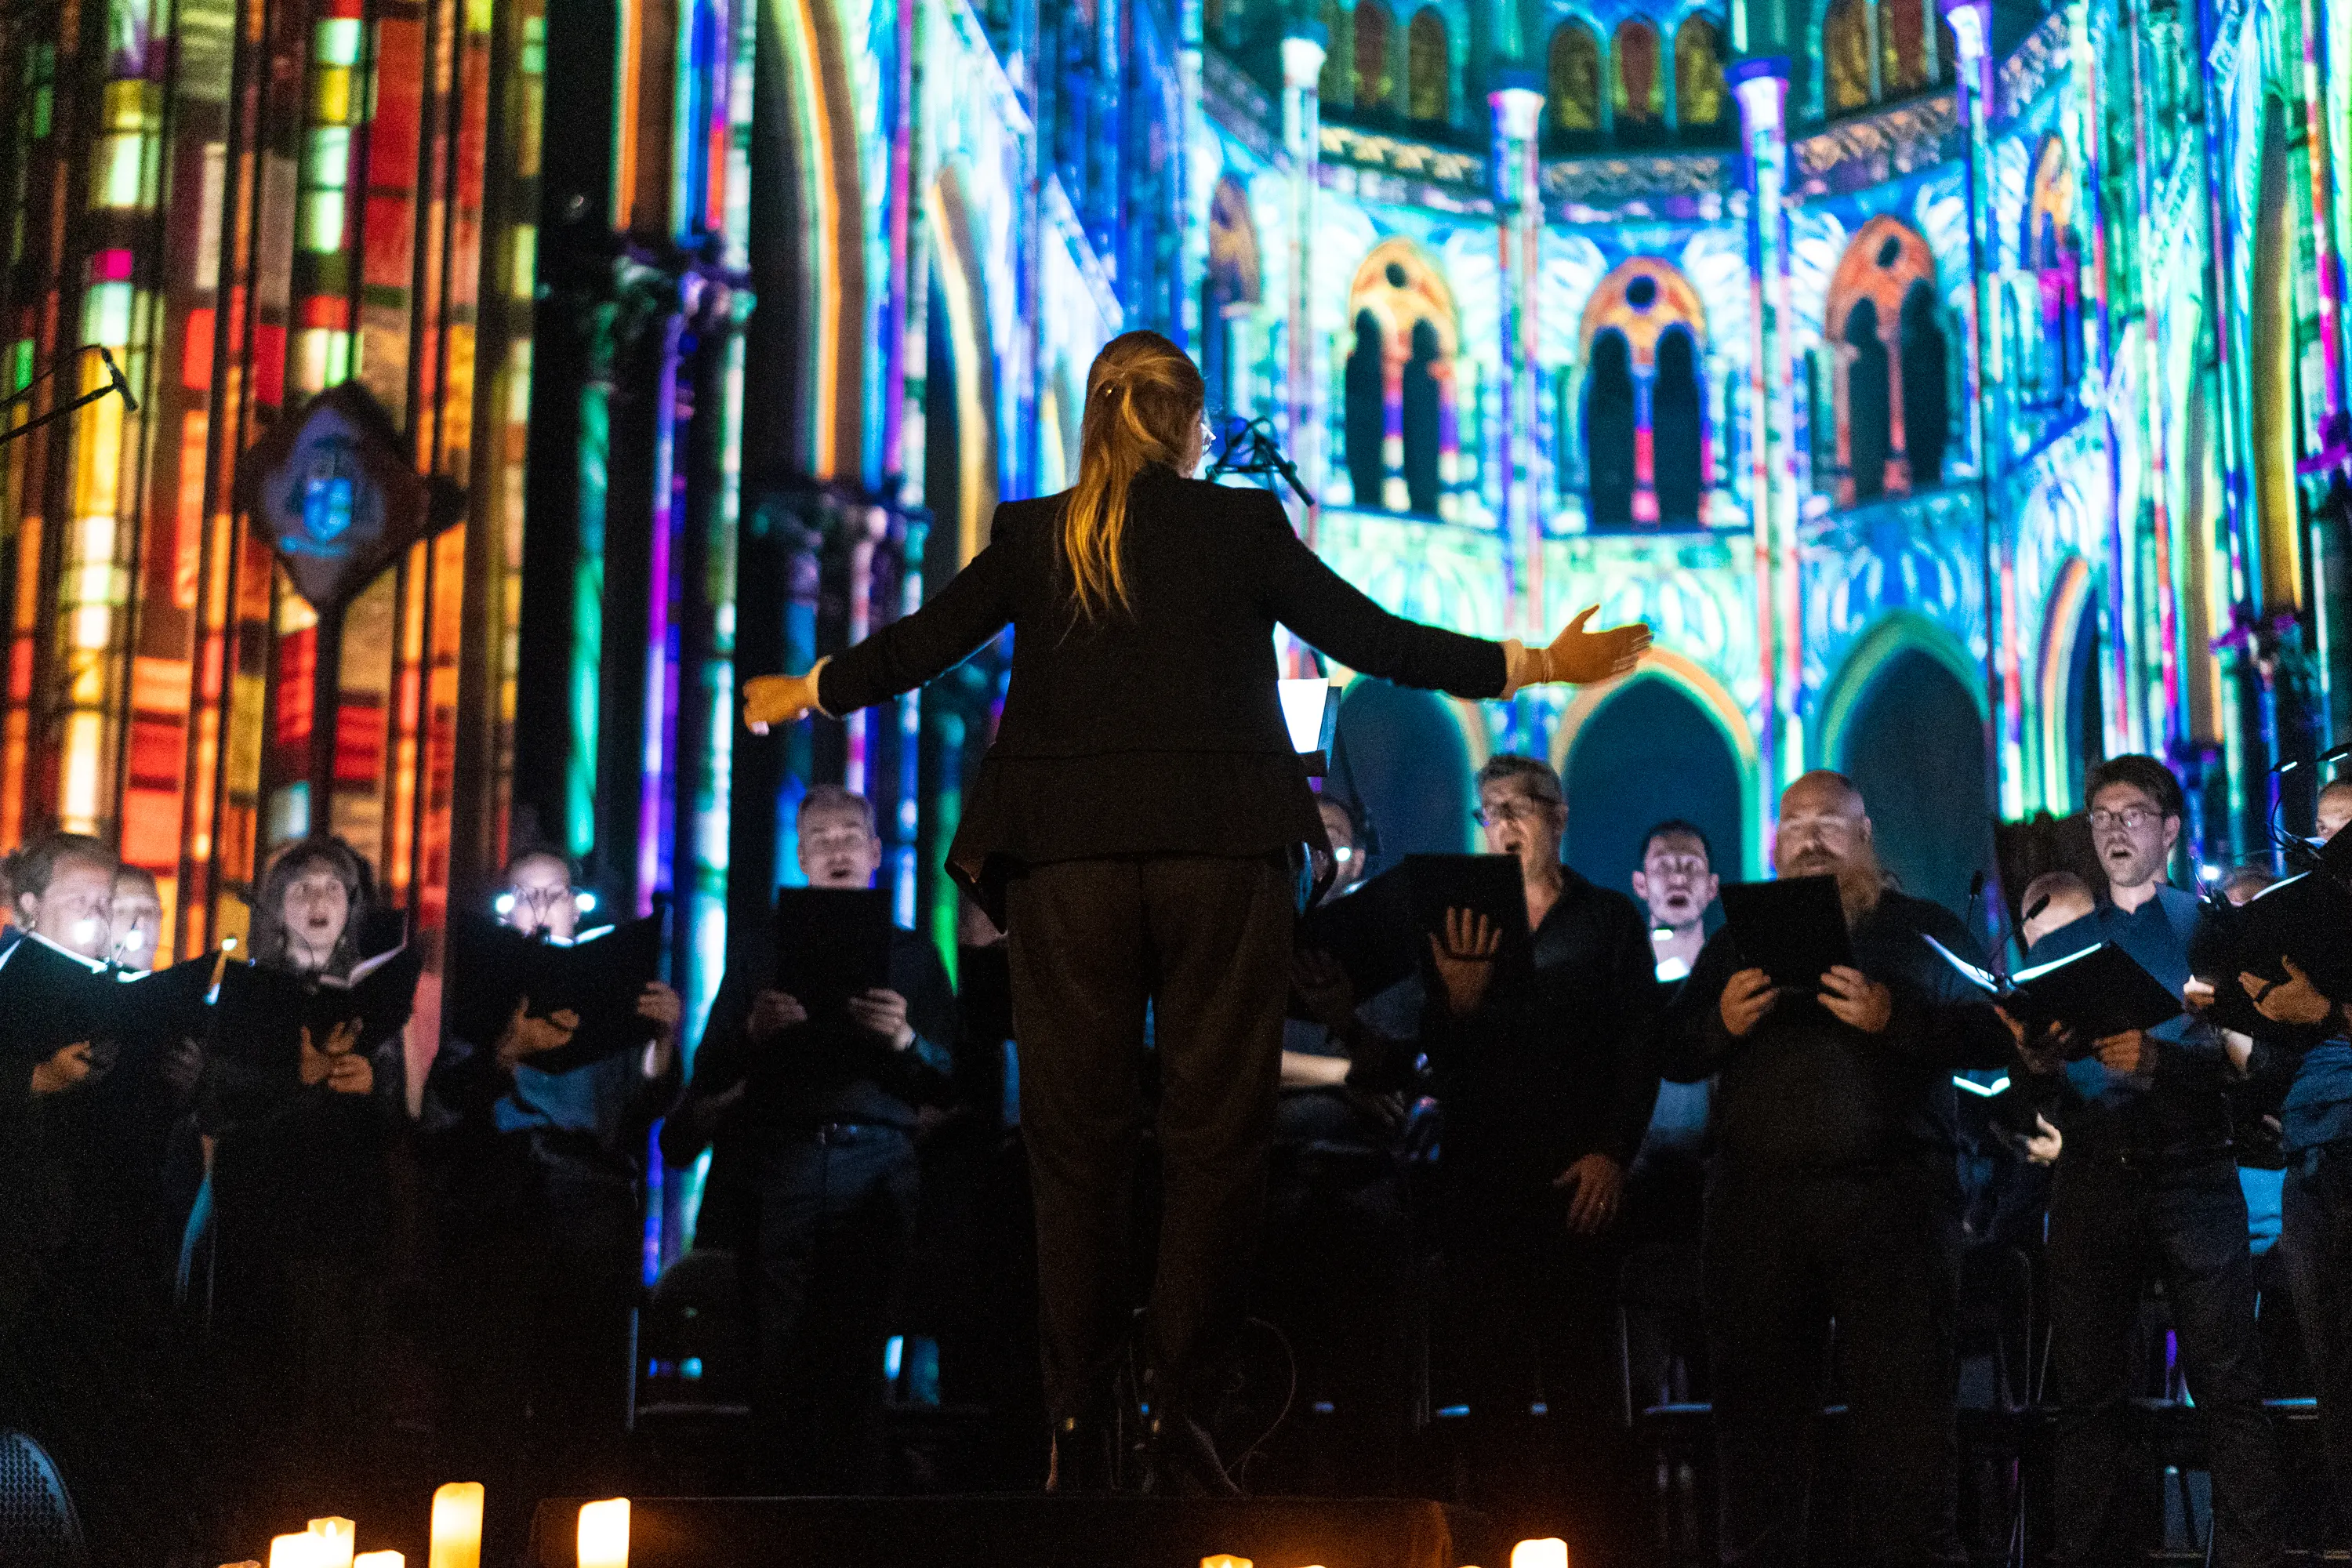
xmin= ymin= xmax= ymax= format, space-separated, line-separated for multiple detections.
xmin=1554 ymin=1152 xmax=1625 ymax=1234
xmin=1719 ymin=967 xmax=1779 ymax=1037
xmin=1429 ymin=908 xmax=1501 ymax=1017
xmin=750 ymin=989 xmax=809 ymax=1044
xmin=848 ymin=989 xmax=916 ymax=1051
xmin=2241 ymin=957 xmax=2336 ymax=1026
xmin=1820 ymin=965 xmax=1893 ymax=1034
xmin=2093 ymin=1029 xmax=2158 ymax=1078
xmin=1536 ymin=605 xmax=1652 ymax=684
xmin=744 ymin=672 xmax=821 ymax=735
xmin=29 ymin=1041 xmax=93 ymax=1096
xmin=496 ymin=998 xmax=579 ymax=1067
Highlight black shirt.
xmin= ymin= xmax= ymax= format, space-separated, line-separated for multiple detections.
xmin=817 ymin=471 xmax=1508 ymax=915
xmin=1418 ymin=866 xmax=1662 ymax=1181
xmin=1660 ymin=889 xmax=2014 ymax=1180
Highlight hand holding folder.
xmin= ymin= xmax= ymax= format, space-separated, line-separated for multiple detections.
xmin=1922 ymin=933 xmax=2181 ymax=1058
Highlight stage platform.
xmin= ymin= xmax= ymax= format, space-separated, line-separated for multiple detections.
xmin=530 ymin=1495 xmax=1504 ymax=1568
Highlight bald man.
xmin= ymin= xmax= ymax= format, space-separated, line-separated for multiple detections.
xmin=1659 ymin=771 xmax=2014 ymax=1568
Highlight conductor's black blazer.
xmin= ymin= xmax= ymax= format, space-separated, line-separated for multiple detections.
xmin=818 ymin=468 xmax=1508 ymax=903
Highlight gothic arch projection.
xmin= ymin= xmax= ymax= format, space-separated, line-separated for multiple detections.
xmin=750 ymin=0 xmax=868 ymax=481
xmin=1320 ymin=0 xmax=1351 ymax=102
xmin=1674 ymin=13 xmax=1728 ymax=132
xmin=1342 ymin=240 xmax=1461 ymax=516
xmin=1817 ymin=615 xmax=1992 ymax=916
xmin=1577 ymin=256 xmax=1711 ymax=530
xmin=1407 ymin=9 xmax=1450 ymax=123
xmin=1824 ymin=216 xmax=1946 ymax=507
xmin=1547 ymin=20 xmax=1602 ymax=133
xmin=2023 ymin=135 xmax=2082 ymax=405
xmin=1330 ymin=677 xmax=1480 ymax=858
xmin=1613 ymin=17 xmax=1664 ymax=128
xmin=926 ymin=165 xmax=1000 ymax=568
xmin=1203 ymin=176 xmax=1264 ymax=416
xmin=1354 ymin=0 xmax=1396 ymax=114
xmin=1824 ymin=0 xmax=1871 ymax=112
xmin=2036 ymin=557 xmax=2103 ymax=810
xmin=1879 ymin=0 xmax=1929 ymax=93
xmin=1555 ymin=655 xmax=1760 ymax=884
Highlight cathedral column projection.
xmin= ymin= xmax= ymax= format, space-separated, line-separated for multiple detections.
xmin=1730 ymin=56 xmax=1802 ymax=805
xmin=1491 ymin=77 xmax=1546 ymax=640
xmin=1282 ymin=30 xmax=1328 ymax=534
xmin=1942 ymin=0 xmax=2023 ymax=819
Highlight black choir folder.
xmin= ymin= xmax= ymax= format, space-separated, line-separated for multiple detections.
xmin=447 ymin=912 xmax=668 ymax=1065
xmin=1719 ymin=875 xmax=1854 ymax=990
xmin=773 ymin=887 xmax=894 ymax=1017
xmin=1294 ymin=855 xmax=1529 ymax=1001
xmin=0 ymin=933 xmax=212 ymax=1061
xmin=2212 ymin=870 xmax=2352 ymax=1000
xmin=209 ymin=944 xmax=423 ymax=1070
xmin=1923 ymin=933 xmax=2182 ymax=1052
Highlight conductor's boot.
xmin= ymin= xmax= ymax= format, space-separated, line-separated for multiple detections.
xmin=1136 ymin=1371 xmax=1243 ymax=1497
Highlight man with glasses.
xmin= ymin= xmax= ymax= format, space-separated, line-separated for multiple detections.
xmin=1658 ymin=771 xmax=2014 ymax=1567
xmin=1418 ymin=753 xmax=1661 ymax=1558
xmin=662 ymin=785 xmax=958 ymax=1492
xmin=2013 ymin=754 xmax=2283 ymax=1568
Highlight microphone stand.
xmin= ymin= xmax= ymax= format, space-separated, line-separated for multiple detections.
xmin=1206 ymin=416 xmax=1314 ymax=507
xmin=1 ymin=346 xmax=139 ymax=448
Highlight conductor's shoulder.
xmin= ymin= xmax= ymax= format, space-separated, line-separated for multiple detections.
xmin=985 ymin=492 xmax=1064 ymax=540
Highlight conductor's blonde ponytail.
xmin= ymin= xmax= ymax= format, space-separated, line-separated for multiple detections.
xmin=1063 ymin=330 xmax=1205 ymax=622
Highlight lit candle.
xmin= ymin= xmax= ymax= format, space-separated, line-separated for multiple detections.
xmin=307 ymin=1518 xmax=356 ymax=1568
xmin=577 ymin=1499 xmax=630 ymax=1568
xmin=1200 ymin=1558 xmax=1253 ymax=1568
xmin=427 ymin=1483 xmax=485 ymax=1568
xmin=1511 ymin=1541 xmax=1569 ymax=1568
xmin=354 ymin=1553 xmax=405 ymax=1568
xmin=269 ymin=1534 xmax=321 ymax=1568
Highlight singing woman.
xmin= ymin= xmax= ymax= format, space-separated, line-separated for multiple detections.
xmin=742 ymin=329 xmax=1649 ymax=1492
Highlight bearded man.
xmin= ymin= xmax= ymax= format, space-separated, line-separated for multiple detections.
xmin=1658 ymin=771 xmax=2015 ymax=1568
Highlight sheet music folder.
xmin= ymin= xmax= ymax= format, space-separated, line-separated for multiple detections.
xmin=1719 ymin=876 xmax=1854 ymax=990
xmin=773 ymin=887 xmax=895 ymax=1017
xmin=2214 ymin=871 xmax=2352 ymax=1000
xmin=1923 ymin=932 xmax=2182 ymax=1054
xmin=1293 ymin=855 xmax=1530 ymax=1005
xmin=209 ymin=945 xmax=423 ymax=1070
xmin=447 ymin=912 xmax=667 ymax=1065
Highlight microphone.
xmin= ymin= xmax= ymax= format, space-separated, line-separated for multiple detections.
xmin=1964 ymin=869 xmax=1984 ymax=933
xmin=97 ymin=346 xmax=136 ymax=413
xmin=2023 ymin=894 xmax=2052 ymax=924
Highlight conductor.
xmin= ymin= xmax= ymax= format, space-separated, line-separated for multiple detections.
xmin=742 ymin=329 xmax=1649 ymax=1492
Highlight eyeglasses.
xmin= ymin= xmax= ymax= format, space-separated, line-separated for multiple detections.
xmin=2088 ymin=806 xmax=2162 ymax=831
xmin=1475 ymin=797 xmax=1558 ymax=826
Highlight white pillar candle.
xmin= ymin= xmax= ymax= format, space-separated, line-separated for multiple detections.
xmin=427 ymin=1483 xmax=485 ymax=1568
xmin=307 ymin=1517 xmax=356 ymax=1568
xmin=576 ymin=1499 xmax=630 ymax=1568
xmin=1511 ymin=1541 xmax=1570 ymax=1568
